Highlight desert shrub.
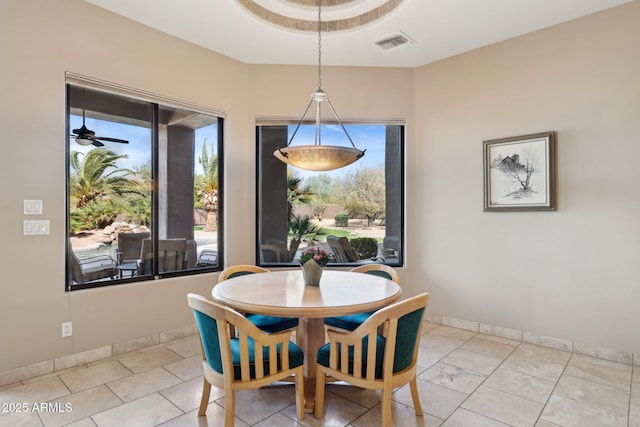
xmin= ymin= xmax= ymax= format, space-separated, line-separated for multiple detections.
xmin=334 ymin=213 xmax=349 ymax=227
xmin=349 ymin=237 xmax=379 ymax=259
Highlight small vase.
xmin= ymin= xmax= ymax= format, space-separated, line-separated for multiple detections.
xmin=301 ymin=259 xmax=323 ymax=286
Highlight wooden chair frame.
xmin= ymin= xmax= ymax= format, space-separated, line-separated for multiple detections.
xmin=218 ymin=264 xmax=269 ymax=281
xmin=324 ymin=264 xmax=400 ymax=334
xmin=349 ymin=264 xmax=399 ymax=283
xmin=188 ymin=294 xmax=305 ymax=426
xmin=315 ymin=293 xmax=429 ymax=427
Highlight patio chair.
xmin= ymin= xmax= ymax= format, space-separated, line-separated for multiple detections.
xmin=324 ymin=264 xmax=399 ymax=332
xmin=138 ymin=238 xmax=187 ymax=275
xmin=116 ymin=231 xmax=150 ymax=264
xmin=218 ymin=265 xmax=299 ymax=333
xmin=260 ymin=243 xmax=290 ymax=263
xmin=188 ymin=293 xmax=305 ymax=425
xmin=69 ymin=249 xmax=119 ymax=283
xmin=196 ymin=249 xmax=218 ymax=267
xmin=326 ymin=235 xmax=377 ymax=264
xmin=315 ymin=293 xmax=429 ymax=426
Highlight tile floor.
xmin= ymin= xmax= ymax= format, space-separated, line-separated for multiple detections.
xmin=1 ymin=323 xmax=638 ymax=426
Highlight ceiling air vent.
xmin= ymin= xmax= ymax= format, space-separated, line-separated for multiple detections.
xmin=375 ymin=32 xmax=414 ymax=50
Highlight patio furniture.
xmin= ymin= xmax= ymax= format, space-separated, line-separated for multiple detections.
xmin=260 ymin=243 xmax=290 ymax=263
xmin=116 ymin=231 xmax=150 ymax=265
xmin=188 ymin=293 xmax=305 ymax=425
xmin=196 ymin=249 xmax=218 ymax=267
xmin=138 ymin=238 xmax=187 ymax=275
xmin=69 ymin=250 xmax=119 ymax=283
xmin=314 ymin=293 xmax=429 ymax=426
xmin=326 ymin=235 xmax=377 ymax=264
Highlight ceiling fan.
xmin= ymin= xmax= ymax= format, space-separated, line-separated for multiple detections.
xmin=72 ymin=109 xmax=129 ymax=147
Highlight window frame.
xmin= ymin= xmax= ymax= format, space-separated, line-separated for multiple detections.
xmin=254 ymin=120 xmax=405 ymax=269
xmin=65 ymin=74 xmax=225 ymax=291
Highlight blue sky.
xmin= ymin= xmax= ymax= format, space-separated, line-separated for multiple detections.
xmin=285 ymin=124 xmax=386 ymax=179
xmin=69 ymin=115 xmax=384 ymax=178
xmin=69 ymin=115 xmax=216 ymax=174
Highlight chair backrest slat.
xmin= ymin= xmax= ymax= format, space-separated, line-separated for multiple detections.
xmin=238 ymin=333 xmax=251 ymax=382
xmin=340 ymin=343 xmax=350 ymax=375
xmin=330 ymin=341 xmax=338 ymax=368
xmin=280 ymin=342 xmax=289 ymax=370
xmin=254 ymin=339 xmax=265 ymax=380
xmin=269 ymin=345 xmax=278 ymax=375
xmin=365 ymin=330 xmax=378 ymax=380
xmin=352 ymin=342 xmax=362 ymax=378
xmin=383 ymin=318 xmax=399 ymax=379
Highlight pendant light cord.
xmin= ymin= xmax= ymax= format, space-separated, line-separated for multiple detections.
xmin=283 ymin=0 xmax=364 ymax=156
xmin=317 ymin=0 xmax=322 ymax=90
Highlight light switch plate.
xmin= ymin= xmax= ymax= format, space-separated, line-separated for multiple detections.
xmin=23 ymin=220 xmax=50 ymax=235
xmin=24 ymin=200 xmax=43 ymax=215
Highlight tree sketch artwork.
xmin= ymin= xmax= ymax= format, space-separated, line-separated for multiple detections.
xmin=483 ymin=132 xmax=555 ymax=211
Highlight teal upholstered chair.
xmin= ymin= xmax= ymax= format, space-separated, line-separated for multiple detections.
xmin=315 ymin=293 xmax=429 ymax=427
xmin=324 ymin=264 xmax=399 ymax=332
xmin=188 ymin=293 xmax=305 ymax=425
xmin=218 ymin=265 xmax=299 ymax=333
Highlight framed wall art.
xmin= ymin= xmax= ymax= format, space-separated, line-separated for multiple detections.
xmin=483 ymin=131 xmax=556 ymax=211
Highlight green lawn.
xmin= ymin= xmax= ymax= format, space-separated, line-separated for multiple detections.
xmin=317 ymin=228 xmax=357 ymax=238
xmin=317 ymin=228 xmax=383 ymax=243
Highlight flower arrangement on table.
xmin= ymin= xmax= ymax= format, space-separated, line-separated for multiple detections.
xmin=299 ymin=247 xmax=333 ymax=267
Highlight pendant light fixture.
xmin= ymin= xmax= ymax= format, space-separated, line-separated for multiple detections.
xmin=274 ymin=0 xmax=365 ymax=172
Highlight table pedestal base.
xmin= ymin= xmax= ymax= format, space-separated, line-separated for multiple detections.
xmin=296 ymin=317 xmax=325 ymax=413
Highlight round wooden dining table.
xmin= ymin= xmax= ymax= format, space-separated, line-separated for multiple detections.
xmin=212 ymin=268 xmax=402 ymax=412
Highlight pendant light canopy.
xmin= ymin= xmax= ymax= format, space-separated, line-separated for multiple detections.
xmin=274 ymin=1 xmax=365 ymax=171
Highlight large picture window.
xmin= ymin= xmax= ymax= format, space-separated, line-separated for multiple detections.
xmin=66 ymin=79 xmax=223 ymax=290
xmin=257 ymin=123 xmax=404 ymax=267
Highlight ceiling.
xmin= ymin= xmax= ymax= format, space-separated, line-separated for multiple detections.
xmin=85 ymin=0 xmax=632 ymax=68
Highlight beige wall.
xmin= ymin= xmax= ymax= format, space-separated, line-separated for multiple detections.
xmin=0 ymin=0 xmax=638 ymax=373
xmin=0 ymin=0 xmax=250 ymax=371
xmin=412 ymin=2 xmax=640 ymax=353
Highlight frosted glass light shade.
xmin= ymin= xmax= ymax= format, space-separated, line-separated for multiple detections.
xmin=274 ymin=145 xmax=365 ymax=171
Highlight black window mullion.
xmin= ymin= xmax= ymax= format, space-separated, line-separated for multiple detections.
xmin=151 ymin=103 xmax=160 ymax=277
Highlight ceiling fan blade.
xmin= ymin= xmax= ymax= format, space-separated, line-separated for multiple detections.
xmin=95 ymin=136 xmax=129 ymax=144
xmin=91 ymin=139 xmax=105 ymax=147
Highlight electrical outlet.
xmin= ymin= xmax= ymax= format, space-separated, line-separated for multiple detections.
xmin=62 ymin=322 xmax=73 ymax=338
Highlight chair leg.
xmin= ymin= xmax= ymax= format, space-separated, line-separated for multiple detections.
xmin=381 ymin=386 xmax=393 ymax=427
xmin=224 ymin=390 xmax=235 ymax=427
xmin=295 ymin=369 xmax=305 ymax=421
xmin=314 ymin=365 xmax=325 ymax=419
xmin=409 ymin=376 xmax=424 ymax=415
xmin=198 ymin=377 xmax=212 ymax=416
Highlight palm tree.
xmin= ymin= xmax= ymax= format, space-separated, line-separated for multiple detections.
xmin=70 ymin=149 xmax=138 ymax=208
xmin=288 ymin=215 xmax=322 ymax=260
xmin=287 ymin=172 xmax=313 ymax=222
xmin=197 ymin=141 xmax=218 ymax=231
